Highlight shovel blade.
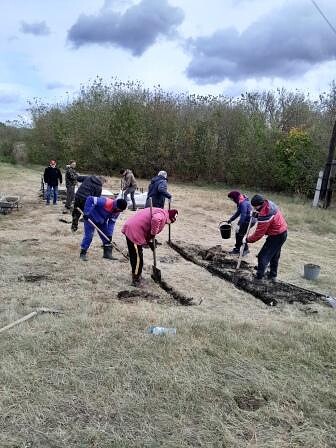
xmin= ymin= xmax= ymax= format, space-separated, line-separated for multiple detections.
xmin=151 ymin=266 xmax=162 ymax=282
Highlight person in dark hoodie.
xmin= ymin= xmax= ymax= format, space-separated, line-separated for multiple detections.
xmin=71 ymin=175 xmax=106 ymax=232
xmin=43 ymin=160 xmax=62 ymax=205
xmin=145 ymin=170 xmax=172 ymax=208
xmin=227 ymin=190 xmax=254 ymax=256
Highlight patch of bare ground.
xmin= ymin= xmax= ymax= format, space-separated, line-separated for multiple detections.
xmin=0 ymin=163 xmax=336 ymax=447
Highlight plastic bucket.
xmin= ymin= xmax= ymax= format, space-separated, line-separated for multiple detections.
xmin=303 ymin=263 xmax=321 ymax=281
xmin=219 ymin=222 xmax=231 ymax=239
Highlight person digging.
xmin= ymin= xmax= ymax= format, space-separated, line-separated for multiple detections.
xmin=63 ymin=160 xmax=78 ymax=214
xmin=121 ymin=207 xmax=178 ymax=287
xmin=80 ymin=197 xmax=127 ymax=261
xmin=226 ymin=190 xmax=255 ymax=257
xmin=246 ymin=194 xmax=288 ymax=283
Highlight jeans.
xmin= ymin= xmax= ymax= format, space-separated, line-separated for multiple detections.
xmin=256 ymin=231 xmax=288 ymax=279
xmin=123 ymin=187 xmax=136 ymax=210
xmin=46 ymin=185 xmax=58 ymax=204
xmin=126 ymin=237 xmax=143 ymax=277
xmin=65 ymin=185 xmax=75 ymax=209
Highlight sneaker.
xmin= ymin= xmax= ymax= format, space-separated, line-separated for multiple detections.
xmin=267 ymin=276 xmax=277 ymax=284
xmin=252 ymin=274 xmax=265 ymax=284
xmin=229 ymin=248 xmax=240 ymax=255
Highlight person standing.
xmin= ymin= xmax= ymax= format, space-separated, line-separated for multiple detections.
xmin=121 ymin=207 xmax=178 ymax=286
xmin=246 ymin=194 xmax=288 ymax=283
xmin=63 ymin=160 xmax=78 ymax=213
xmin=145 ymin=170 xmax=172 ymax=208
xmin=120 ymin=168 xmax=137 ymax=211
xmin=80 ymin=197 xmax=127 ymax=261
xmin=71 ymin=175 xmax=105 ymax=232
xmin=43 ymin=160 xmax=62 ymax=205
xmin=227 ymin=190 xmax=255 ymax=256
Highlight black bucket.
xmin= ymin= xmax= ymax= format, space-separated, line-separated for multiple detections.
xmin=219 ymin=221 xmax=231 ymax=239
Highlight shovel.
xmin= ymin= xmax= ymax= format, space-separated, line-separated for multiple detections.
xmin=168 ymin=200 xmax=171 ymax=244
xmin=149 ymin=198 xmax=161 ymax=282
xmin=76 ymin=207 xmax=129 ymax=259
xmin=236 ymin=214 xmax=254 ymax=270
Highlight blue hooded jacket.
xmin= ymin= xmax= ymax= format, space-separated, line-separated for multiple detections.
xmin=145 ymin=175 xmax=171 ymax=208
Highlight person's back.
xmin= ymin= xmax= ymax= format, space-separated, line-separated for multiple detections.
xmin=76 ymin=176 xmax=103 ymax=199
xmin=146 ymin=171 xmax=171 ymax=208
xmin=72 ymin=175 xmax=104 ymax=232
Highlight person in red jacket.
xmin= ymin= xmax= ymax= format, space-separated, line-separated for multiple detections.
xmin=246 ymin=194 xmax=288 ymax=282
xmin=122 ymin=207 xmax=178 ymax=286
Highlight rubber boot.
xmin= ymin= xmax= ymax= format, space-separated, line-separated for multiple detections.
xmin=103 ymin=244 xmax=117 ymax=260
xmin=80 ymin=248 xmax=88 ymax=261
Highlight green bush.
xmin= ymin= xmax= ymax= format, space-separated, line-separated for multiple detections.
xmin=21 ymin=79 xmax=334 ymax=195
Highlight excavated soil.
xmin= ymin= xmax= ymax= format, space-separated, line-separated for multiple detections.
xmin=170 ymin=241 xmax=330 ymax=307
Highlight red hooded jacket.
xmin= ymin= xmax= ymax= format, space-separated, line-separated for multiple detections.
xmin=247 ymin=200 xmax=287 ymax=243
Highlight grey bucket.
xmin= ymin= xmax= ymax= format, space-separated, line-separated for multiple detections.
xmin=304 ymin=264 xmax=321 ymax=281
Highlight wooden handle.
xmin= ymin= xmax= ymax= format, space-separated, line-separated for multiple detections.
xmin=149 ymin=198 xmax=157 ymax=268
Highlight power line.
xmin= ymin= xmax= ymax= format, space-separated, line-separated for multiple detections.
xmin=310 ymin=0 xmax=336 ymax=37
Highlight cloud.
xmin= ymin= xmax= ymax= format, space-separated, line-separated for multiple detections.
xmin=186 ymin=1 xmax=336 ymax=84
xmin=67 ymin=0 xmax=185 ymax=56
xmin=46 ymin=81 xmax=73 ymax=90
xmin=20 ymin=20 xmax=50 ymax=36
xmin=0 ymin=91 xmax=20 ymax=104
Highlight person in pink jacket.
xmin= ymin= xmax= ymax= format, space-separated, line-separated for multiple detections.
xmin=122 ymin=207 xmax=178 ymax=286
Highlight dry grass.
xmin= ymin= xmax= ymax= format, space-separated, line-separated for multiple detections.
xmin=0 ymin=163 xmax=336 ymax=447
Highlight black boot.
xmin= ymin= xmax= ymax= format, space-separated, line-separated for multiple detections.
xmin=80 ymin=249 xmax=88 ymax=261
xmin=103 ymin=244 xmax=117 ymax=260
xmin=132 ymin=273 xmax=142 ymax=287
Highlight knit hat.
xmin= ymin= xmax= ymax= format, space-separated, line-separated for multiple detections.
xmin=251 ymin=194 xmax=265 ymax=207
xmin=168 ymin=209 xmax=178 ymax=223
xmin=227 ymin=190 xmax=241 ymax=204
xmin=116 ymin=198 xmax=128 ymax=211
xmin=158 ymin=170 xmax=167 ymax=179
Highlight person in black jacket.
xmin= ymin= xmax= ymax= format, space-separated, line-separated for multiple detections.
xmin=43 ymin=160 xmax=62 ymax=205
xmin=71 ymin=175 xmax=106 ymax=232
xmin=145 ymin=170 xmax=172 ymax=208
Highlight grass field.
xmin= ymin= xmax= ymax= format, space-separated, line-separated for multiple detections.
xmin=0 ymin=163 xmax=336 ymax=447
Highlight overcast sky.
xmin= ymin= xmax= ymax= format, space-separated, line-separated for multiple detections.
xmin=1 ymin=0 xmax=336 ymax=122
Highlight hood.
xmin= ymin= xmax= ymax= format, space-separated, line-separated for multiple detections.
xmin=151 ymin=175 xmax=165 ymax=184
xmin=91 ymin=176 xmax=102 ymax=186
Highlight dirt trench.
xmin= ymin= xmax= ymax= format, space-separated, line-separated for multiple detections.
xmin=169 ymin=241 xmax=330 ymax=307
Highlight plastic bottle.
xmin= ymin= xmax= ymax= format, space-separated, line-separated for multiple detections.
xmin=147 ymin=326 xmax=176 ymax=335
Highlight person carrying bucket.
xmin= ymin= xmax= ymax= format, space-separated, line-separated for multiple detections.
xmin=226 ymin=190 xmax=255 ymax=256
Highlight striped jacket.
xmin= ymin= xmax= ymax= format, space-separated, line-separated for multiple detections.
xmin=247 ymin=200 xmax=287 ymax=243
xmin=84 ymin=196 xmax=121 ymax=235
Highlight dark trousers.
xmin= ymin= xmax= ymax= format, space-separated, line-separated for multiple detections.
xmin=126 ymin=237 xmax=143 ymax=278
xmin=65 ymin=185 xmax=75 ymax=209
xmin=72 ymin=196 xmax=86 ymax=230
xmin=257 ymin=231 xmax=287 ymax=279
xmin=123 ymin=187 xmax=136 ymax=210
xmin=235 ymin=221 xmax=254 ymax=251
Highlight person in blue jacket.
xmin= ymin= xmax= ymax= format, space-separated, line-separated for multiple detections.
xmin=145 ymin=170 xmax=172 ymax=208
xmin=80 ymin=197 xmax=127 ymax=261
xmin=227 ymin=190 xmax=255 ymax=256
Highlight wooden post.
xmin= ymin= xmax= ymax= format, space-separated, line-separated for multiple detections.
xmin=312 ymin=170 xmax=324 ymax=207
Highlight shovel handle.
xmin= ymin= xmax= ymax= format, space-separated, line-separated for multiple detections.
xmin=149 ymin=199 xmax=157 ymax=268
xmin=168 ymin=200 xmax=171 ymax=244
xmin=76 ymin=207 xmax=110 ymax=242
